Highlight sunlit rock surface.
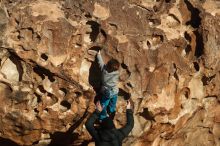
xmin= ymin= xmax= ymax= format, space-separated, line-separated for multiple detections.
xmin=0 ymin=0 xmax=220 ymax=145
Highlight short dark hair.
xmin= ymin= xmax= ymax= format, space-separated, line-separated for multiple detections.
xmin=101 ymin=117 xmax=115 ymax=130
xmin=106 ymin=59 xmax=120 ymax=72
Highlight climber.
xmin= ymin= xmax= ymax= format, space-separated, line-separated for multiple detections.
xmin=85 ymin=100 xmax=134 ymax=146
xmin=89 ymin=48 xmax=120 ymax=120
xmin=97 ymin=49 xmax=120 ymax=120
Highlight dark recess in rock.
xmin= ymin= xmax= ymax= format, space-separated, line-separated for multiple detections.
xmin=38 ymin=85 xmax=46 ymax=94
xmin=194 ymin=30 xmax=204 ymax=58
xmin=34 ymin=108 xmax=39 ymax=113
xmin=34 ymin=92 xmax=42 ymax=103
xmin=193 ymin=62 xmax=200 ymax=71
xmin=165 ymin=0 xmax=171 ymax=2
xmin=40 ymin=53 xmax=48 ymax=61
xmin=184 ymin=0 xmax=201 ymax=28
xmin=184 ymin=32 xmax=191 ymax=42
xmin=74 ymin=91 xmax=82 ymax=98
xmin=121 ymin=63 xmax=128 ymax=70
xmin=127 ymin=82 xmax=133 ymax=88
xmin=60 ymin=88 xmax=68 ymax=96
xmin=100 ymin=28 xmax=107 ymax=41
xmin=33 ymin=65 xmax=55 ymax=82
xmin=201 ymin=75 xmax=216 ymax=86
xmin=169 ymin=14 xmax=181 ymax=24
xmin=174 ymin=71 xmax=179 ymax=80
xmin=60 ymin=100 xmax=71 ymax=110
xmin=9 ymin=53 xmax=23 ymax=81
xmin=185 ymin=44 xmax=192 ymax=54
xmin=118 ymin=88 xmax=130 ymax=100
xmin=139 ymin=108 xmax=155 ymax=121
xmin=48 ymin=93 xmax=58 ymax=104
xmin=86 ymin=21 xmax=100 ymax=42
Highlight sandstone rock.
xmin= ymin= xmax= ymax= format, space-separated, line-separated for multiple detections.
xmin=0 ymin=0 xmax=219 ymax=145
xmin=188 ymin=75 xmax=204 ymax=99
xmin=0 ymin=6 xmax=8 ymax=46
xmin=203 ymin=1 xmax=220 ymax=16
xmin=31 ymin=0 xmax=65 ymax=22
xmin=0 ymin=57 xmax=20 ymax=82
xmin=93 ymin=3 xmax=110 ymax=20
xmin=213 ymin=123 xmax=220 ymax=146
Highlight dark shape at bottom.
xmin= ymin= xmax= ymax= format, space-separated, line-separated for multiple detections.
xmin=0 ymin=137 xmax=20 ymax=146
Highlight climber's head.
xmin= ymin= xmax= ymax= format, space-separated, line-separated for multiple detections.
xmin=101 ymin=117 xmax=115 ymax=130
xmin=106 ymin=59 xmax=120 ymax=73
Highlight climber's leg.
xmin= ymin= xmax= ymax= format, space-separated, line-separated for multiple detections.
xmin=99 ymin=89 xmax=111 ymax=120
xmin=107 ymin=94 xmax=117 ymax=119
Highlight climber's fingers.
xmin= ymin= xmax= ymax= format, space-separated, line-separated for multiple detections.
xmin=87 ymin=49 xmax=98 ymax=56
xmin=126 ymin=100 xmax=131 ymax=109
xmin=126 ymin=98 xmax=134 ymax=111
xmin=96 ymin=101 xmax=103 ymax=112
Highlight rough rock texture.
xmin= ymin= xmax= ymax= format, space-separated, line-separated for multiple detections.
xmin=0 ymin=0 xmax=220 ymax=146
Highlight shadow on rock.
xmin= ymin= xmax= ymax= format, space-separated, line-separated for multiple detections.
xmin=88 ymin=47 xmax=102 ymax=103
xmin=49 ymin=112 xmax=89 ymax=146
xmin=118 ymin=88 xmax=130 ymax=100
xmin=0 ymin=137 xmax=20 ymax=146
xmin=139 ymin=108 xmax=155 ymax=121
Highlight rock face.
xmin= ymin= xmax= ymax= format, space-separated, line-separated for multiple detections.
xmin=0 ymin=0 xmax=219 ymax=145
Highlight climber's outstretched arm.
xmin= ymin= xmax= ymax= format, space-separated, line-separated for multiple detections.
xmin=85 ymin=109 xmax=101 ymax=142
xmin=96 ymin=50 xmax=105 ymax=70
xmin=118 ymin=100 xmax=134 ymax=139
xmin=85 ymin=101 xmax=103 ymax=142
